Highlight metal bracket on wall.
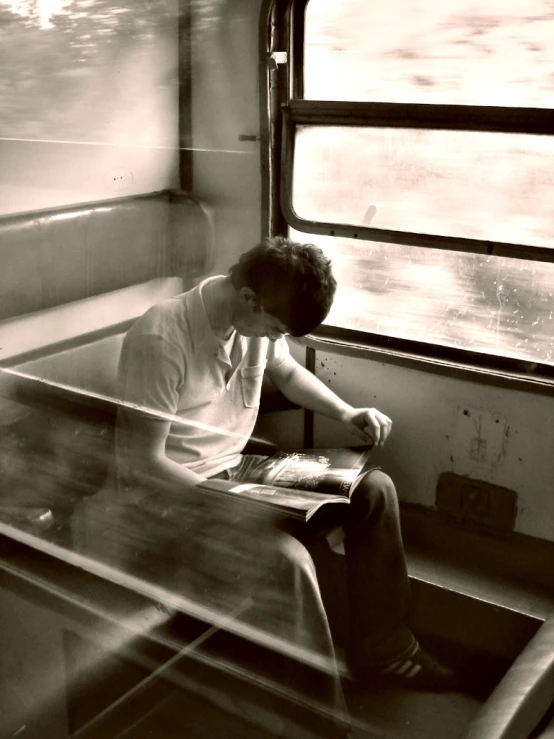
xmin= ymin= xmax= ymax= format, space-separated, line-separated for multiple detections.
xmin=268 ymin=51 xmax=288 ymax=70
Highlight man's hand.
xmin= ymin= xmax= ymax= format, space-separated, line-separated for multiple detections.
xmin=340 ymin=407 xmax=392 ymax=447
xmin=267 ymin=357 xmax=393 ymax=446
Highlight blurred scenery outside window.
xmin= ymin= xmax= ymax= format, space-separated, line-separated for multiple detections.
xmin=304 ymin=0 xmax=554 ymax=107
xmin=295 ymin=0 xmax=554 ymax=366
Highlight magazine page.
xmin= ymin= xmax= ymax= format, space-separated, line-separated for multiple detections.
xmin=238 ymin=447 xmax=372 ymax=496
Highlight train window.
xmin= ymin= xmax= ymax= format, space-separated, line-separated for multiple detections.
xmin=303 ymin=0 xmax=554 ymax=107
xmin=293 ymin=126 xmax=554 ymax=248
xmin=283 ymin=0 xmax=554 ymax=368
xmin=289 ymin=229 xmax=554 ymax=364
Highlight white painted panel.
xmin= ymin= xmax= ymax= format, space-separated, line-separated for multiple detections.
xmin=312 ymin=351 xmax=554 ymax=542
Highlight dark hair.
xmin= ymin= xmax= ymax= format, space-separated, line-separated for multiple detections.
xmin=229 ymin=236 xmax=337 ymax=336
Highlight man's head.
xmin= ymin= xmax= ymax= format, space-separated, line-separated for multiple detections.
xmin=228 ymin=236 xmax=336 ymax=339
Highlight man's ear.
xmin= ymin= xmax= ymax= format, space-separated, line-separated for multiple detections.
xmin=239 ymin=286 xmax=261 ymax=311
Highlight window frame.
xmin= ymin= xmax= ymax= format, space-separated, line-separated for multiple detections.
xmin=281 ymin=0 xmax=554 ymax=263
xmin=282 ymin=100 xmax=554 ymax=263
xmin=261 ymin=0 xmax=554 ymax=389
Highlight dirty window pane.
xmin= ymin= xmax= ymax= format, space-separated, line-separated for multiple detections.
xmin=304 ymin=0 xmax=554 ymax=107
xmin=293 ymin=126 xmax=554 ymax=249
xmin=290 ymin=230 xmax=554 ymax=366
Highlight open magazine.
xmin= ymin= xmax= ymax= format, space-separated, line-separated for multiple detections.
xmin=197 ymin=446 xmax=373 ymax=522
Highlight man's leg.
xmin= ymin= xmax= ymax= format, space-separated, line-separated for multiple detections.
xmin=343 ymin=469 xmax=458 ymax=690
xmin=212 ymin=458 xmax=351 ymax=736
xmin=344 ymin=469 xmax=415 ymax=665
xmin=251 ymin=532 xmax=351 ymax=738
xmin=117 ymin=489 xmax=351 ymax=737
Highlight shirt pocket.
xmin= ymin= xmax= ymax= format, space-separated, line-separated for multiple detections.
xmin=240 ymin=364 xmax=265 ymax=408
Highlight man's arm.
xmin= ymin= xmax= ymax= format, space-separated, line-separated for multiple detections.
xmin=118 ymin=411 xmax=205 ymax=496
xmin=116 ymin=332 xmax=206 ymax=499
xmin=266 ymin=354 xmax=392 ymax=446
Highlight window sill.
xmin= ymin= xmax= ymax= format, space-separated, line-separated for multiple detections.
xmin=295 ymin=326 xmax=554 ymax=397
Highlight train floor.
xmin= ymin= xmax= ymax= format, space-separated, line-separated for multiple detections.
xmin=90 ymin=639 xmax=499 ymax=739
xmin=99 ymin=680 xmax=483 ymax=739
xmin=345 ymin=682 xmax=482 ymax=739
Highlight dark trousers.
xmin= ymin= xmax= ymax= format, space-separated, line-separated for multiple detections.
xmin=342 ymin=469 xmax=416 ymax=665
xmin=282 ymin=467 xmax=417 ymax=668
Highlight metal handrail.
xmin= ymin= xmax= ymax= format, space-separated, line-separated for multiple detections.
xmin=462 ymin=609 xmax=554 ymax=739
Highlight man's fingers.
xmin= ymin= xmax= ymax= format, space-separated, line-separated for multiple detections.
xmin=364 ymin=422 xmax=380 ymax=446
xmin=380 ymin=414 xmax=392 ymax=444
xmin=364 ymin=410 xmax=392 ymax=446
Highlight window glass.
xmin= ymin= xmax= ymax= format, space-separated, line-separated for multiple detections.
xmin=291 ymin=229 xmax=554 ymax=366
xmin=304 ymin=0 xmax=554 ymax=107
xmin=297 ymin=0 xmax=554 ymax=365
xmin=293 ymin=126 xmax=554 ymax=249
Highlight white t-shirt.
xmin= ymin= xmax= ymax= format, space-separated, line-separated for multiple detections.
xmin=115 ymin=276 xmax=289 ymax=481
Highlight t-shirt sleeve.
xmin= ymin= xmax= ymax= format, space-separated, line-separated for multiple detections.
xmin=116 ymin=332 xmax=183 ymax=417
xmin=265 ymin=335 xmax=290 ymax=370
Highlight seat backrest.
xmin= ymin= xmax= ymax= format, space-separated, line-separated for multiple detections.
xmin=0 ymin=189 xmax=213 ymax=322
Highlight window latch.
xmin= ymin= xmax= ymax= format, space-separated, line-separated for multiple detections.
xmin=268 ymin=51 xmax=287 ymax=71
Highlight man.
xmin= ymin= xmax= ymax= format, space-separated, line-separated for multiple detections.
xmin=115 ymin=236 xmax=457 ymax=699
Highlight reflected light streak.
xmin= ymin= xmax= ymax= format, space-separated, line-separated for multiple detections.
xmin=50 ymin=210 xmax=93 ymax=221
xmin=49 ymin=207 xmax=113 ymax=220
xmin=69 ymin=597 xmax=252 ymax=739
xmin=2 ymin=368 xmax=261 ymax=444
xmin=0 ymin=514 xmax=339 ymax=673
xmin=0 ymin=137 xmax=253 ymax=155
xmin=20 ymin=601 xmax=195 ymax=733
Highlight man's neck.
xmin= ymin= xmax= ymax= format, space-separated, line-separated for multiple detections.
xmin=202 ymin=276 xmax=236 ymax=340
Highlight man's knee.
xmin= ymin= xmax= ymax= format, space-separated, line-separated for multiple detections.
xmin=267 ymin=531 xmax=323 ymax=594
xmin=351 ymin=469 xmax=399 ymax=514
xmin=278 ymin=532 xmax=315 ymax=571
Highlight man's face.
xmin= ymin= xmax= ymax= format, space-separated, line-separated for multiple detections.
xmin=234 ymin=289 xmax=290 ymax=341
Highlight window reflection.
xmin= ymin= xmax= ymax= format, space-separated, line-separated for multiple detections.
xmin=0 ymin=0 xmax=178 ymax=145
xmin=0 ymin=365 xmax=337 ymax=658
